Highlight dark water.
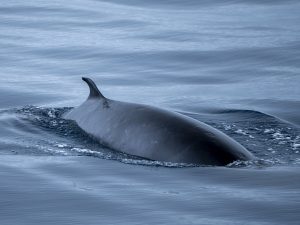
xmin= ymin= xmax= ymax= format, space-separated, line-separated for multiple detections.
xmin=0 ymin=0 xmax=299 ymax=224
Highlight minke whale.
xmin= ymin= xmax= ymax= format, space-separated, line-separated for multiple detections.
xmin=64 ymin=77 xmax=254 ymax=166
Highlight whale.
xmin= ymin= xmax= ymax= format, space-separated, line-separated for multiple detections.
xmin=64 ymin=77 xmax=254 ymax=166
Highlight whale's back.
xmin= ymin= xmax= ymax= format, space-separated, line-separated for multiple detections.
xmin=64 ymin=77 xmax=254 ymax=166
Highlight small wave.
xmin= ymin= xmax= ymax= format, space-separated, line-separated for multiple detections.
xmin=184 ymin=108 xmax=300 ymax=165
xmin=227 ymin=158 xmax=284 ymax=168
xmin=99 ymin=0 xmax=296 ymax=10
xmin=1 ymin=105 xmax=299 ymax=168
xmin=4 ymin=106 xmax=197 ymax=168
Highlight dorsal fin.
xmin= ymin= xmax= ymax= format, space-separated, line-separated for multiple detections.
xmin=82 ymin=77 xmax=105 ymax=99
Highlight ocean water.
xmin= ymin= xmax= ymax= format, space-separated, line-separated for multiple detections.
xmin=0 ymin=0 xmax=300 ymax=224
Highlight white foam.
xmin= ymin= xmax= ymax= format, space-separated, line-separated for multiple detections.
xmin=55 ymin=143 xmax=68 ymax=148
xmin=293 ymin=143 xmax=300 ymax=149
xmin=235 ymin=129 xmax=247 ymax=135
xmin=264 ymin=128 xmax=274 ymax=133
xmin=272 ymin=131 xmax=285 ymax=140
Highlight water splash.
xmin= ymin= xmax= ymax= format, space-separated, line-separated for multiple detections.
xmin=1 ymin=105 xmax=299 ymax=168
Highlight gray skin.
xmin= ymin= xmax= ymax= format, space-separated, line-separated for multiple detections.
xmin=64 ymin=77 xmax=254 ymax=166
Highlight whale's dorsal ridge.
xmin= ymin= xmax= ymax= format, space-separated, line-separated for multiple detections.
xmin=66 ymin=77 xmax=254 ymax=166
xmin=82 ymin=77 xmax=105 ymax=99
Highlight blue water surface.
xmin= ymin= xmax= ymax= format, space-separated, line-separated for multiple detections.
xmin=0 ymin=1 xmax=299 ymax=224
